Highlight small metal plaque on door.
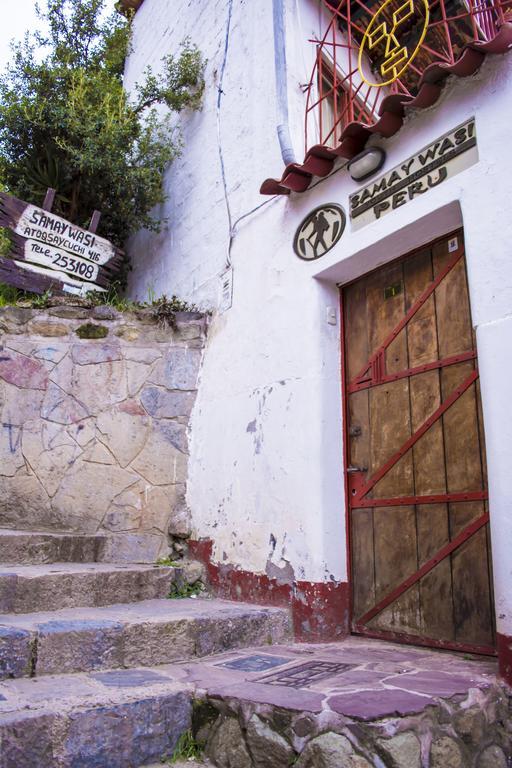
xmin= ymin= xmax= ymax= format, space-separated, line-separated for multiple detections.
xmin=384 ymin=282 xmax=402 ymax=299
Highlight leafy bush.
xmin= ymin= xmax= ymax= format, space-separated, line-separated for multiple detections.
xmin=0 ymin=0 xmax=204 ymax=252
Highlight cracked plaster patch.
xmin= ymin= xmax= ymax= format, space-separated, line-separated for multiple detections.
xmin=140 ymin=387 xmax=196 ymax=419
xmin=103 ymin=483 xmax=144 ymax=532
xmin=4 ymin=339 xmax=38 ymax=356
xmin=266 ymin=558 xmax=295 ymax=587
xmin=103 ymin=482 xmax=186 ymax=535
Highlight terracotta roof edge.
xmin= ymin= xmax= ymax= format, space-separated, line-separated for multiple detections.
xmin=261 ymin=20 xmax=512 ymax=195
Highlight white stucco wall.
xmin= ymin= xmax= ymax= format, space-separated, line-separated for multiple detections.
xmin=124 ymin=0 xmax=512 ymax=638
xmin=123 ymin=0 xmax=283 ymax=307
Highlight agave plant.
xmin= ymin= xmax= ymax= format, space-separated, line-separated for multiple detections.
xmin=20 ymin=145 xmax=71 ymax=212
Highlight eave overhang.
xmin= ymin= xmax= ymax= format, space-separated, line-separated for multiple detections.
xmin=261 ymin=17 xmax=512 ymax=196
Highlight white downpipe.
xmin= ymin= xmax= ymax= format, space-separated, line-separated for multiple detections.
xmin=273 ymin=0 xmax=297 ymax=166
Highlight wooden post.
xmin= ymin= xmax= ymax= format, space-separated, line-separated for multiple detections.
xmin=42 ymin=188 xmax=56 ymax=212
xmin=89 ymin=210 xmax=102 ymax=234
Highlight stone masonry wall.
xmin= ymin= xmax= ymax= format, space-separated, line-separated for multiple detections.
xmin=199 ymin=681 xmax=512 ymax=768
xmin=0 ymin=301 xmax=206 ymax=561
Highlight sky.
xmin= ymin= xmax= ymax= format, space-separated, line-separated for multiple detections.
xmin=0 ymin=1 xmax=118 ymax=73
xmin=0 ymin=1 xmax=40 ymax=72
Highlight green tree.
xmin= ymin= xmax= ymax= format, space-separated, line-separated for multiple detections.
xmin=0 ymin=0 xmax=204 ymax=252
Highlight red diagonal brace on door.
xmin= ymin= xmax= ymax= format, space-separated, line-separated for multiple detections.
xmin=348 ymin=350 xmax=477 ymax=393
xmin=352 ymin=369 xmax=478 ymax=503
xmin=351 ymin=246 xmax=464 ymax=389
xmin=357 ymin=512 xmax=489 ymax=627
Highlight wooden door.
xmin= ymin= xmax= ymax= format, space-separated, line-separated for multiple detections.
xmin=342 ymin=231 xmax=495 ymax=654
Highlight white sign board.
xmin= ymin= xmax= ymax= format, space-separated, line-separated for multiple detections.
xmin=349 ymin=118 xmax=478 ymax=230
xmin=13 ymin=260 xmax=106 ymax=297
xmin=15 ymin=205 xmax=116 ymax=265
xmin=23 ymin=240 xmax=100 ymax=283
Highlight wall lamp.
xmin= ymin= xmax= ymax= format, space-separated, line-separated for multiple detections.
xmin=348 ymin=147 xmax=386 ymax=182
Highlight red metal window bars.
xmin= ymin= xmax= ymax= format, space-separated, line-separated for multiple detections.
xmin=260 ymin=0 xmax=512 ymax=194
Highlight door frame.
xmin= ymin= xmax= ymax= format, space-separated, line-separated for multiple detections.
xmin=339 ymin=229 xmax=496 ymax=656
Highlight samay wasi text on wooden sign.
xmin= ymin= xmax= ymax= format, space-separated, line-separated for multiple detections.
xmin=349 ymin=118 xmax=478 ymax=230
xmin=0 ymin=192 xmax=123 ymax=296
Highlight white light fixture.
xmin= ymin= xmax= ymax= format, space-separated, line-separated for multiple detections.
xmin=348 ymin=147 xmax=386 ymax=182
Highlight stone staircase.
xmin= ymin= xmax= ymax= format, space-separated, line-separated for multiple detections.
xmin=0 ymin=529 xmax=292 ymax=767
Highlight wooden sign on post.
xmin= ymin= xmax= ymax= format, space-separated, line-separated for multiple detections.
xmin=0 ymin=191 xmax=123 ymax=296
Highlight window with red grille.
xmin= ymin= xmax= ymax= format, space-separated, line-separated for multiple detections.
xmin=260 ymin=0 xmax=512 ymax=193
xmin=305 ymin=0 xmax=512 ymax=152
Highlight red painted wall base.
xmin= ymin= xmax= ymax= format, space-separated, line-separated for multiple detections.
xmin=497 ymin=633 xmax=512 ymax=686
xmin=188 ymin=539 xmax=349 ymax=642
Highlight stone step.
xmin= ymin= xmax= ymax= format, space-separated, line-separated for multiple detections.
xmin=0 ymin=638 xmax=505 ymax=768
xmin=0 ymin=666 xmax=193 ymax=768
xmin=0 ymin=598 xmax=291 ymax=679
xmin=0 ymin=529 xmax=106 ymax=565
xmin=0 ymin=528 xmax=168 ymax=565
xmin=0 ymin=563 xmax=175 ymax=614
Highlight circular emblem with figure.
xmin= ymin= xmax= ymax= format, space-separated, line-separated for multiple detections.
xmin=293 ymin=204 xmax=346 ymax=261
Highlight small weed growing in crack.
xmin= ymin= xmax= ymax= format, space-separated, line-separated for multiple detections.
xmin=156 ymin=556 xmax=180 ymax=567
xmin=165 ymin=729 xmax=203 ymax=762
xmin=168 ymin=581 xmax=204 ymax=599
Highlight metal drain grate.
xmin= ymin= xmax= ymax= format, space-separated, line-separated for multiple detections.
xmin=255 ymin=660 xmax=355 ymax=688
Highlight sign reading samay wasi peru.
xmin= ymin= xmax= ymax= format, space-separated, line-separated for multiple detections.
xmin=349 ymin=118 xmax=478 ymax=230
xmin=0 ymin=192 xmax=122 ymax=296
